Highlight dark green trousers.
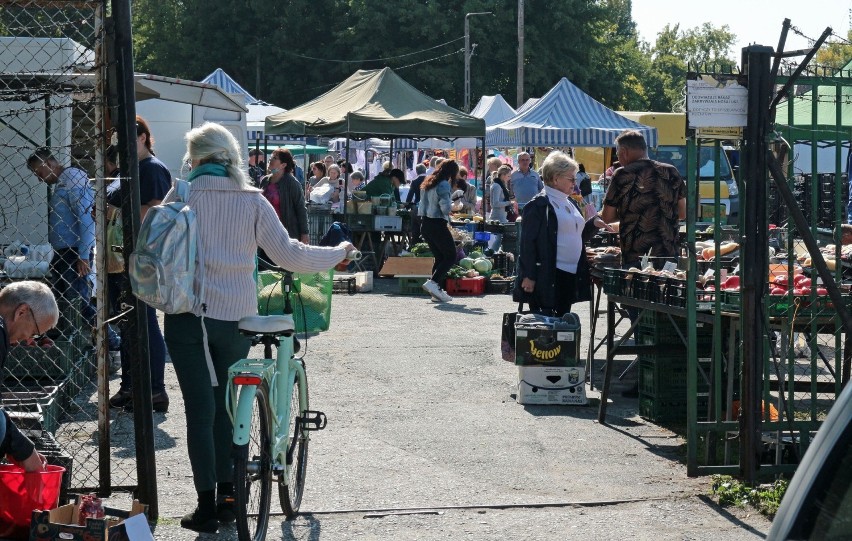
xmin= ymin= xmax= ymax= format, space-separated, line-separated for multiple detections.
xmin=164 ymin=313 xmax=250 ymax=492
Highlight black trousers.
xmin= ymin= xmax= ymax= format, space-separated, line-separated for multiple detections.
xmin=421 ymin=217 xmax=456 ymax=285
xmin=530 ymin=268 xmax=576 ymax=316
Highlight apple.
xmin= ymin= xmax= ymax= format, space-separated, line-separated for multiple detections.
xmin=770 ymin=287 xmax=787 ymax=295
xmin=774 ymin=275 xmax=790 ymax=288
xmin=799 ymin=286 xmax=812 ymax=296
xmin=817 ymin=288 xmax=828 ymax=295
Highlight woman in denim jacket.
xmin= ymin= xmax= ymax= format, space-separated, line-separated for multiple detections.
xmin=418 ymin=160 xmax=458 ymax=303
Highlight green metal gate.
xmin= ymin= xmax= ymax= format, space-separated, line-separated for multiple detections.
xmin=685 ymin=59 xmax=852 ymax=477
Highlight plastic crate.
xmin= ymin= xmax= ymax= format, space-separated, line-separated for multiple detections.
xmin=398 ymin=276 xmax=430 ymax=295
xmin=602 ymin=268 xmax=622 ymax=295
xmin=332 ymin=276 xmax=356 ymax=295
xmin=2 ymin=340 xmax=74 ymax=380
xmin=445 ymin=276 xmax=486 ymax=296
xmin=638 ymin=356 xmax=709 ymax=400
xmin=636 ymin=312 xmax=713 ymax=348
xmin=486 ymin=278 xmax=514 ymax=295
xmin=258 ymin=270 xmax=334 ymax=333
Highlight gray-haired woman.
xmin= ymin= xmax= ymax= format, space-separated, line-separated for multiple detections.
xmin=164 ymin=122 xmax=354 ymax=533
xmin=513 ymin=151 xmax=613 ymax=315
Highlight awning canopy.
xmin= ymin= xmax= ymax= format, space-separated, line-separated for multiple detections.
xmin=201 ymin=68 xmax=258 ymax=105
xmin=487 ymin=78 xmax=656 ymax=147
xmin=134 ymin=74 xmax=247 ymax=113
xmin=265 ymin=67 xmax=485 ymax=140
xmin=470 ymin=94 xmax=516 ymax=126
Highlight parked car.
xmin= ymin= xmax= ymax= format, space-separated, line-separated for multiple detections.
xmin=767 ymin=381 xmax=852 ymax=540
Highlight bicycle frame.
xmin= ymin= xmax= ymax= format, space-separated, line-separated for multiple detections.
xmin=226 ymin=329 xmax=307 ymax=486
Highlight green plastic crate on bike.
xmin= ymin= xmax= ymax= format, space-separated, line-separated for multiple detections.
xmin=257 ymin=270 xmax=334 ymax=333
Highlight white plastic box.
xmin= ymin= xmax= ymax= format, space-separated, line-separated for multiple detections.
xmin=516 ymin=366 xmax=587 ymax=405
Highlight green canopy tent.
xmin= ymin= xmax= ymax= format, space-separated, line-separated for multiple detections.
xmin=265 ymin=67 xmax=487 ymax=215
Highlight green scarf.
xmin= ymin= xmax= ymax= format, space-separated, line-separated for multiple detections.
xmin=187 ymin=163 xmax=228 ymax=181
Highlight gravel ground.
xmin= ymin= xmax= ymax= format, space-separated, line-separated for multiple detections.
xmin=107 ymin=278 xmax=771 ymax=540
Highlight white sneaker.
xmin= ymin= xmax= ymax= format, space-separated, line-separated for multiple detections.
xmin=433 ymin=288 xmax=453 ymax=303
xmin=422 ymin=279 xmax=441 ymax=299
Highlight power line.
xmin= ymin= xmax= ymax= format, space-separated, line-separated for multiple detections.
xmin=280 ymin=37 xmax=464 ymax=64
xmin=393 ymin=48 xmax=465 ymax=71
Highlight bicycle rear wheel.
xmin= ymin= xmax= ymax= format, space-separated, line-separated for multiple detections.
xmin=234 ymin=382 xmax=272 ymax=540
xmin=279 ymin=370 xmax=309 ymax=518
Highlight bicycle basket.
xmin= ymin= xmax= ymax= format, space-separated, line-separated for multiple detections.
xmin=257 ymin=269 xmax=334 ymax=333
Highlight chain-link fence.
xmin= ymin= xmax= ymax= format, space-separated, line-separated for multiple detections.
xmin=0 ymin=0 xmax=137 ymax=499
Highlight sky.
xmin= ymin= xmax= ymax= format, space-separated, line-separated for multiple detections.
xmin=632 ymin=0 xmax=852 ymax=58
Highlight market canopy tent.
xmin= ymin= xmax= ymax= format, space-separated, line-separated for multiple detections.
xmin=486 ymin=78 xmax=657 ymax=147
xmin=470 ymin=94 xmax=516 ymax=126
xmin=515 ymin=97 xmax=540 ymax=115
xmin=264 ymin=67 xmax=485 ymax=140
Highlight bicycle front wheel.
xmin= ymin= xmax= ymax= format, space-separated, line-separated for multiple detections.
xmin=234 ymin=382 xmax=272 ymax=541
xmin=279 ymin=370 xmax=309 ymax=518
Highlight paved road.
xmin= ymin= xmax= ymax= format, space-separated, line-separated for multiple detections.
xmin=120 ymin=278 xmax=771 ymax=539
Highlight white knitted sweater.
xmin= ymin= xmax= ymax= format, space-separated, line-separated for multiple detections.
xmin=163 ymin=174 xmax=346 ymax=321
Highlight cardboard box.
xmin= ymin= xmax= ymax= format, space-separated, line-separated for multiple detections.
xmin=517 ymin=366 xmax=587 ymax=405
xmin=378 ymin=256 xmax=435 ymax=277
xmin=30 ymin=499 xmax=150 ymax=541
xmin=514 ymin=325 xmax=581 ymax=367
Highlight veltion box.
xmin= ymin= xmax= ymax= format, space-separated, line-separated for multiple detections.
xmin=514 ymin=313 xmax=581 ymax=367
xmin=517 ymin=365 xmax=587 ymax=405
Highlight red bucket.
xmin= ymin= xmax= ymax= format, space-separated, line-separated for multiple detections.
xmin=0 ymin=464 xmax=65 ymax=540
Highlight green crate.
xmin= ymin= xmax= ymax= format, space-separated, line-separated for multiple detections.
xmin=639 ymin=396 xmax=709 ymax=424
xmin=1 ymin=385 xmax=62 ymax=434
xmin=398 ymin=276 xmax=429 ymax=295
xmin=2 ymin=340 xmax=74 ymax=380
xmin=258 ymin=270 xmax=334 ymax=333
xmin=602 ymin=268 xmax=622 ymax=295
xmin=638 ymin=357 xmax=709 ymax=399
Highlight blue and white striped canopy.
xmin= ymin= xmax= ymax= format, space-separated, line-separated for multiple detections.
xmin=202 ymin=68 xmax=259 ymax=105
xmin=486 ymin=78 xmax=657 ymax=148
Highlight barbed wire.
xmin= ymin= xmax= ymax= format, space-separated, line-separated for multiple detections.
xmin=788 ymin=24 xmax=852 ymax=47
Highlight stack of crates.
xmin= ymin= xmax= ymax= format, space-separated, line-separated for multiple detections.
xmin=800 ymin=173 xmax=848 ymax=229
xmin=637 ymin=312 xmax=713 ymax=423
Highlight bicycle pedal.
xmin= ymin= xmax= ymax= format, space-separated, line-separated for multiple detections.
xmin=299 ymin=410 xmax=327 ymax=431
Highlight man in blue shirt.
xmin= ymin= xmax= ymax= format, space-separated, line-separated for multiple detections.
xmin=509 ymin=152 xmax=543 ymax=209
xmin=27 ymin=149 xmax=96 ymax=325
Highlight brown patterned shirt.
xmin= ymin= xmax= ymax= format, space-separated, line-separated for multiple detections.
xmin=603 ymin=159 xmax=686 ymax=265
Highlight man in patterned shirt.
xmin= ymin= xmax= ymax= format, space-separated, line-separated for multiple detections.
xmin=601 ymin=130 xmax=686 ymax=269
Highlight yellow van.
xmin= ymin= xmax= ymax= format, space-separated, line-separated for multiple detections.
xmin=618 ymin=112 xmax=739 ymax=224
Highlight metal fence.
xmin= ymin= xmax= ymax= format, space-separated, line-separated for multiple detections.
xmin=685 ymin=57 xmax=852 ymax=477
xmin=0 ymin=0 xmax=137 ymax=498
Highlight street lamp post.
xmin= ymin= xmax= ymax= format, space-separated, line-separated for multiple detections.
xmin=464 ymin=11 xmax=493 ymax=113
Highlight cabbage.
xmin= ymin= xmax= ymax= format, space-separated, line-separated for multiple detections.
xmin=473 ymin=258 xmax=492 ymax=273
xmin=469 ymin=251 xmax=484 ymax=260
xmin=459 ymin=257 xmax=475 ymax=270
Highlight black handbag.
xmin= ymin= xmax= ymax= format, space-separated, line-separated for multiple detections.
xmin=500 ymin=303 xmax=525 ymax=362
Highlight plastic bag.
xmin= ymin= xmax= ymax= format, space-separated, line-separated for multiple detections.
xmin=106 ymin=210 xmax=124 ymax=273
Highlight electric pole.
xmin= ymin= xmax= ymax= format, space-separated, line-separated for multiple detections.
xmin=517 ymin=0 xmax=524 ymax=108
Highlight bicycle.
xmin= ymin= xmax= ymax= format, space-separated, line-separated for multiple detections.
xmin=226 ymin=253 xmax=359 ymax=541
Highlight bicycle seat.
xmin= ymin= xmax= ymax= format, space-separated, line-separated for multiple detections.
xmin=238 ymin=314 xmax=295 ymax=335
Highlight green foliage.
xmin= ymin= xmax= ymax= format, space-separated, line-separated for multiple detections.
xmin=128 ymin=0 xmax=737 ymax=114
xmin=815 ymin=30 xmax=852 ymax=70
xmin=711 ymin=475 xmax=789 ymax=517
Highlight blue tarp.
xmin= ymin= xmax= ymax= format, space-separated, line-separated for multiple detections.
xmin=486 ymin=78 xmax=657 ymax=147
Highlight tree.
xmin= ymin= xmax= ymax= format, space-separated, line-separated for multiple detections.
xmin=815 ymin=30 xmax=852 ymax=70
xmin=644 ymin=22 xmax=737 ymax=111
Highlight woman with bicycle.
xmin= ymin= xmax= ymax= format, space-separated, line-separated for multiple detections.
xmin=165 ymin=122 xmax=353 ymax=533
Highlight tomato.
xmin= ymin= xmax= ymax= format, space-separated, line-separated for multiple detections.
xmin=799 ymin=286 xmax=812 ymax=296
xmin=770 ymin=287 xmax=787 ymax=295
xmin=817 ymin=288 xmax=829 ymax=295
xmin=723 ymin=275 xmax=740 ymax=289
xmin=774 ymin=274 xmax=789 ymax=288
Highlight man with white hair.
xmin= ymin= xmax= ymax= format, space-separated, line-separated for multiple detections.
xmin=0 ymin=281 xmax=60 ymax=471
xmin=510 ymin=152 xmax=543 ymax=209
